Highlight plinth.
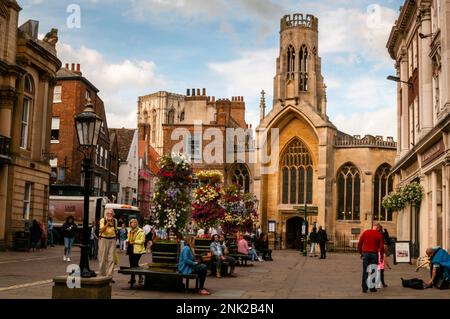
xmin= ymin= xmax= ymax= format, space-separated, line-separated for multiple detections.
xmin=52 ymin=275 xmax=112 ymax=299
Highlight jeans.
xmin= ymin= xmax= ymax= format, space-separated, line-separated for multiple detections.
xmin=120 ymin=239 xmax=127 ymax=251
xmin=90 ymin=238 xmax=98 ymax=260
xmin=248 ymin=249 xmax=258 ymax=261
xmin=362 ymin=253 xmax=378 ymax=292
xmin=319 ymin=242 xmax=326 ymax=259
xmin=310 ymin=242 xmax=316 ymax=255
xmin=64 ymin=237 xmax=75 ymax=258
xmin=47 ymin=229 xmax=54 ymax=246
xmin=193 ymin=263 xmax=208 ymax=290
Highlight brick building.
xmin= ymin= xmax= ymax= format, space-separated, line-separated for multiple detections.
xmin=49 ymin=64 xmax=118 ymax=201
xmin=0 ymin=0 xmax=61 ymax=249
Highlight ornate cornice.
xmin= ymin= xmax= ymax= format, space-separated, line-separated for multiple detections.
xmin=387 ymin=0 xmax=417 ymax=60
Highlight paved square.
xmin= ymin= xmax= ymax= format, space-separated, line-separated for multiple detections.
xmin=0 ymin=247 xmax=448 ymax=299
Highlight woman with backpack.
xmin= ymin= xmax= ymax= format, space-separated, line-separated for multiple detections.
xmin=62 ymin=216 xmax=77 ymax=262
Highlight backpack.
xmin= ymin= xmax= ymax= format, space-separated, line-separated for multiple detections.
xmin=401 ymin=278 xmax=424 ymax=290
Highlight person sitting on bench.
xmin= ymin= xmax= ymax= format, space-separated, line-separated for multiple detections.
xmin=210 ymin=234 xmax=236 ymax=277
xmin=256 ymin=233 xmax=273 ymax=261
xmin=178 ymin=236 xmax=210 ymax=295
xmin=425 ymin=247 xmax=450 ymax=289
xmin=237 ymin=234 xmax=258 ymax=262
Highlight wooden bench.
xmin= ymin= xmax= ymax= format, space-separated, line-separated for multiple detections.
xmin=229 ymin=253 xmax=252 ymax=266
xmin=118 ymin=266 xmax=199 ymax=292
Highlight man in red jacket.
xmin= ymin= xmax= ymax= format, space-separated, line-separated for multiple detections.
xmin=358 ymin=223 xmax=384 ymax=293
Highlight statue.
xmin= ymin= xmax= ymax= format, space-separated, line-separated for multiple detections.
xmin=43 ymin=28 xmax=58 ymax=46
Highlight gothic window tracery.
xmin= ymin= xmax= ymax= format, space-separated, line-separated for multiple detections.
xmin=287 ymin=45 xmax=295 ymax=80
xmin=337 ymin=163 xmax=361 ymax=221
xmin=299 ymin=45 xmax=308 ymax=91
xmin=281 ymin=139 xmax=313 ymax=204
xmin=231 ymin=164 xmax=251 ymax=193
xmin=373 ymin=164 xmax=394 ymax=222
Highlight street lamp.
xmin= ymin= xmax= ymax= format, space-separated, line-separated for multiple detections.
xmin=302 ymin=203 xmax=308 ymax=256
xmin=74 ymin=100 xmax=103 ymax=278
xmin=386 ymin=75 xmax=412 ymax=88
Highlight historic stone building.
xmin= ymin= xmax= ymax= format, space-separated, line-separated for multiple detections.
xmin=387 ymin=0 xmax=450 ymax=257
xmin=138 ymin=13 xmax=398 ymax=248
xmin=0 ymin=0 xmax=61 ymax=249
xmin=255 ymin=14 xmax=398 ymax=248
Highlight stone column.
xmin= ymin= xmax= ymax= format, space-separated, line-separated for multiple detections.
xmin=444 ymin=162 xmax=450 ymax=250
xmin=431 ymin=170 xmax=438 ymax=246
xmin=400 ymin=49 xmax=409 ymax=157
xmin=419 ymin=6 xmax=434 ymax=135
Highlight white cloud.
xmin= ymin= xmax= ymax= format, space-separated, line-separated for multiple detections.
xmin=331 ymin=106 xmax=396 ymax=138
xmin=57 ymin=43 xmax=165 ymax=128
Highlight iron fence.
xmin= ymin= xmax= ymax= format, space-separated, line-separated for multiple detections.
xmin=326 ymin=234 xmax=360 ymax=253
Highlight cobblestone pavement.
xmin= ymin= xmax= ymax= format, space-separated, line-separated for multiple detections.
xmin=0 ymin=246 xmax=448 ymax=299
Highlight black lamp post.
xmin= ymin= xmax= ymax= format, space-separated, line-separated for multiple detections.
xmin=302 ymin=203 xmax=308 ymax=256
xmin=74 ymin=100 xmax=103 ymax=278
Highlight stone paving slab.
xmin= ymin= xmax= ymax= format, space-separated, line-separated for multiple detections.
xmin=0 ymin=248 xmax=448 ymax=299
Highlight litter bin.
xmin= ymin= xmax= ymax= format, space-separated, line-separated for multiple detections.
xmin=14 ymin=231 xmax=30 ymax=251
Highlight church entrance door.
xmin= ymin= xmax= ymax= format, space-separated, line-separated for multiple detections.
xmin=286 ymin=216 xmax=304 ymax=249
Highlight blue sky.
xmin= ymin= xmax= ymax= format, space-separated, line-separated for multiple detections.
xmin=19 ymin=0 xmax=404 ymax=137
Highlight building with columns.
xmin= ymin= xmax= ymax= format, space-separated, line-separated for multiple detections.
xmin=387 ymin=0 xmax=450 ymax=257
xmin=0 ymin=0 xmax=61 ymax=249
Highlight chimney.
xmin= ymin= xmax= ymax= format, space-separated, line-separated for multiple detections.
xmin=212 ymin=96 xmax=216 ymax=103
xmin=65 ymin=63 xmax=69 ymax=69
xmin=202 ymin=88 xmax=206 ymax=96
xmin=76 ymin=64 xmax=81 ymax=72
xmin=186 ymin=89 xmax=190 ymax=96
xmin=192 ymin=88 xmax=195 ymax=96
xmin=197 ymin=88 xmax=201 ymax=96
xmin=71 ymin=63 xmax=75 ymax=71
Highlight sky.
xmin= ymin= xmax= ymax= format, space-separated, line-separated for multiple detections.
xmin=18 ymin=0 xmax=404 ymax=138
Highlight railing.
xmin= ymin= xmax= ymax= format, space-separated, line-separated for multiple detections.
xmin=0 ymin=135 xmax=11 ymax=162
xmin=326 ymin=234 xmax=360 ymax=253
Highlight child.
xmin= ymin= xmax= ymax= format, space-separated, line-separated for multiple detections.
xmin=119 ymin=224 xmax=128 ymax=252
xmin=377 ymin=244 xmax=392 ymax=288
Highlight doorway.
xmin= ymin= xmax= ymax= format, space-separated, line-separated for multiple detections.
xmin=286 ymin=216 xmax=304 ymax=249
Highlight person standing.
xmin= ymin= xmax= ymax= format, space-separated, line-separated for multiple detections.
xmin=119 ymin=224 xmax=128 ymax=252
xmin=89 ymin=221 xmax=98 ymax=260
xmin=47 ymin=217 xmax=54 ymax=247
xmin=98 ymin=209 xmax=118 ymax=281
xmin=358 ymin=224 xmax=384 ymax=293
xmin=317 ymin=226 xmax=328 ymax=259
xmin=126 ymin=219 xmax=145 ymax=285
xmin=309 ymin=228 xmax=318 ymax=257
xmin=30 ymin=220 xmax=42 ymax=252
xmin=62 ymin=216 xmax=77 ymax=261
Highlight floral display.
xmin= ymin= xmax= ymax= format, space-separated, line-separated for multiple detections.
xmin=382 ymin=192 xmax=405 ymax=212
xmin=400 ymin=181 xmax=424 ymax=206
xmin=191 ymin=171 xmax=225 ymax=229
xmin=220 ymin=184 xmax=258 ymax=235
xmin=151 ymin=153 xmax=193 ymax=235
xmin=382 ymin=181 xmax=424 ymax=211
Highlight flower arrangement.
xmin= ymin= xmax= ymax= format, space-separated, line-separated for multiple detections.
xmin=191 ymin=172 xmax=225 ymax=229
xmin=401 ymin=181 xmax=424 ymax=206
xmin=196 ymin=170 xmax=223 ymax=184
xmin=220 ymin=184 xmax=258 ymax=235
xmin=382 ymin=192 xmax=405 ymax=211
xmin=382 ymin=181 xmax=424 ymax=211
xmin=151 ymin=153 xmax=193 ymax=235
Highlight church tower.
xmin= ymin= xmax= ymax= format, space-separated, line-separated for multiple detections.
xmin=273 ymin=14 xmax=327 ymax=116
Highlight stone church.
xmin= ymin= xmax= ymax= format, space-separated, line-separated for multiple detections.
xmin=254 ymin=14 xmax=397 ymax=248
xmin=137 ymin=13 xmax=398 ymax=248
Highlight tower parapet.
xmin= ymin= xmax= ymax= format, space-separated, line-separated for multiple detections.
xmin=280 ymin=14 xmax=318 ymax=32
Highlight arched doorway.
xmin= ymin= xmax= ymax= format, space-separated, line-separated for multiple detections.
xmin=286 ymin=216 xmax=304 ymax=249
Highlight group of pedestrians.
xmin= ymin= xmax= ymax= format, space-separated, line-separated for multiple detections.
xmin=307 ymin=226 xmax=328 ymax=259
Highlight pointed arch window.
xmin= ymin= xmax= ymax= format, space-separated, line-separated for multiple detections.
xmin=287 ymin=45 xmax=295 ymax=80
xmin=151 ymin=110 xmax=157 ymax=144
xmin=231 ymin=164 xmax=251 ymax=193
xmin=373 ymin=164 xmax=394 ymax=222
xmin=299 ymin=45 xmax=308 ymax=91
xmin=167 ymin=108 xmax=175 ymax=124
xmin=337 ymin=163 xmax=361 ymax=220
xmin=281 ymin=139 xmax=313 ymax=204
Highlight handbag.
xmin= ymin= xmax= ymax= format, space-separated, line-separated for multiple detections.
xmin=201 ymin=252 xmax=212 ymax=262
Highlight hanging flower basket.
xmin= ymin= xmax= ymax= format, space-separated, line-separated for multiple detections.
xmin=196 ymin=170 xmax=223 ymax=184
xmin=401 ymin=181 xmax=424 ymax=207
xmin=192 ymin=183 xmax=225 ymax=229
xmin=382 ymin=192 xmax=406 ymax=211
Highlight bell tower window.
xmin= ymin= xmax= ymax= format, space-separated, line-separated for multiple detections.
xmin=287 ymin=45 xmax=295 ymax=80
xmin=299 ymin=45 xmax=308 ymax=91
